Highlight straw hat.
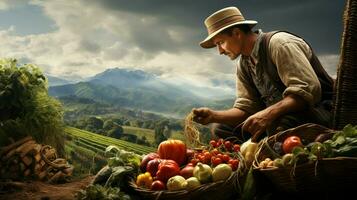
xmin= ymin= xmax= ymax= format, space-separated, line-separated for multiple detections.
xmin=200 ymin=7 xmax=257 ymax=48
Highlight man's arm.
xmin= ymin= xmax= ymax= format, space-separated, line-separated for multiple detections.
xmin=192 ymin=107 xmax=250 ymax=127
xmin=243 ymin=94 xmax=308 ymax=142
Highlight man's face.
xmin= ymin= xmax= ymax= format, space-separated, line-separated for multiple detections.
xmin=212 ymin=30 xmax=242 ymax=60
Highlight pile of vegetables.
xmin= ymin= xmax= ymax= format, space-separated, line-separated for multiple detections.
xmin=258 ymin=124 xmax=357 ymax=169
xmin=76 ymin=145 xmax=141 ymax=200
xmin=137 ymin=138 xmax=242 ymax=191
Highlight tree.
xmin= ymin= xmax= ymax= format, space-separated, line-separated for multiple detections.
xmin=154 ymin=125 xmax=167 ymax=146
xmin=86 ymin=116 xmax=104 ymax=130
xmin=106 ymin=126 xmax=124 ymax=139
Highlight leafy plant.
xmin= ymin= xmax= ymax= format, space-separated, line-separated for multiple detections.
xmin=0 ymin=58 xmax=64 ymax=154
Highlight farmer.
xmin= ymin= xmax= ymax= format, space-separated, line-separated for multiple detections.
xmin=192 ymin=7 xmax=334 ymax=142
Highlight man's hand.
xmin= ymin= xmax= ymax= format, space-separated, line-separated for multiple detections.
xmin=242 ymin=109 xmax=274 ymax=142
xmin=242 ymin=94 xmax=308 ymax=142
xmin=192 ymin=107 xmax=215 ymax=125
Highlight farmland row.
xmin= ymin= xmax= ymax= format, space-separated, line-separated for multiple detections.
xmin=64 ymin=126 xmax=156 ymax=155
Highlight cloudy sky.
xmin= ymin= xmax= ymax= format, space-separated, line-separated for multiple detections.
xmin=0 ymin=0 xmax=345 ymax=92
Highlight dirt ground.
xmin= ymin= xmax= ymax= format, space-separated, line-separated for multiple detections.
xmin=0 ymin=176 xmax=94 ymax=200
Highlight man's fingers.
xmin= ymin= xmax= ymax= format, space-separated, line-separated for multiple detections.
xmin=251 ymin=130 xmax=263 ymax=142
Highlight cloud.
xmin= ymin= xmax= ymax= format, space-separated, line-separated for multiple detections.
xmin=0 ymin=0 xmax=345 ymax=93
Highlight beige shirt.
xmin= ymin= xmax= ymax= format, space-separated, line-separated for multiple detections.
xmin=233 ymin=30 xmax=321 ymax=114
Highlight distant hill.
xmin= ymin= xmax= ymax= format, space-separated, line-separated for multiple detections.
xmin=46 ymin=75 xmax=74 ymax=87
xmin=49 ymin=68 xmax=235 ymax=116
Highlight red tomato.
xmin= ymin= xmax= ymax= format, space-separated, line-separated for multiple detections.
xmin=151 ymin=180 xmax=166 ymax=190
xmin=282 ymin=136 xmax=303 ymax=154
xmin=222 ymin=154 xmax=230 ymax=163
xmin=158 ymin=139 xmax=187 ymax=166
xmin=228 ymin=159 xmax=239 ymax=171
xmin=210 ymin=148 xmax=219 ymax=156
xmin=224 ymin=141 xmax=232 ymax=151
xmin=180 ymin=164 xmax=195 ymax=179
xmin=156 ymin=159 xmax=180 ymax=183
xmin=140 ymin=153 xmax=160 ymax=172
xmin=217 ymin=138 xmax=224 ymax=147
xmin=186 ymin=149 xmax=195 ymax=161
xmin=212 ymin=157 xmax=222 ymax=166
xmin=209 ymin=140 xmax=218 ymax=148
xmin=190 ymin=158 xmax=199 ymax=166
xmin=233 ymin=144 xmax=240 ymax=152
xmin=146 ymin=158 xmax=161 ymax=177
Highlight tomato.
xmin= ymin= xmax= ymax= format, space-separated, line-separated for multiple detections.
xmin=222 ymin=154 xmax=230 ymax=163
xmin=151 ymin=180 xmax=166 ymax=190
xmin=282 ymin=136 xmax=303 ymax=154
xmin=140 ymin=153 xmax=160 ymax=172
xmin=212 ymin=157 xmax=222 ymax=166
xmin=233 ymin=144 xmax=240 ymax=152
xmin=190 ymin=158 xmax=199 ymax=166
xmin=224 ymin=141 xmax=232 ymax=151
xmin=156 ymin=159 xmax=180 ymax=183
xmin=228 ymin=159 xmax=239 ymax=171
xmin=210 ymin=148 xmax=220 ymax=156
xmin=186 ymin=149 xmax=195 ymax=161
xmin=158 ymin=139 xmax=187 ymax=166
xmin=217 ymin=138 xmax=224 ymax=147
xmin=180 ymin=164 xmax=195 ymax=179
xmin=210 ymin=140 xmax=218 ymax=148
xmin=146 ymin=158 xmax=161 ymax=177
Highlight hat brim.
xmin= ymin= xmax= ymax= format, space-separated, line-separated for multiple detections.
xmin=199 ymin=20 xmax=258 ymax=49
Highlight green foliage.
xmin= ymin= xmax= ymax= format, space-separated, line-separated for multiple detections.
xmin=107 ymin=126 xmax=124 ymax=139
xmin=0 ymin=58 xmax=64 ymax=154
xmin=76 ymin=184 xmax=131 ymax=200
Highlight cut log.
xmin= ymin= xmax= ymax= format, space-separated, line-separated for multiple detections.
xmin=19 ymin=143 xmax=38 ymax=157
xmin=15 ymin=140 xmax=35 ymax=154
xmin=0 ymin=136 xmax=33 ymax=157
xmin=62 ymin=166 xmax=74 ymax=176
xmin=21 ymin=156 xmax=33 ymax=166
xmin=37 ymin=170 xmax=47 ymax=180
xmin=24 ymin=169 xmax=31 ymax=177
xmin=48 ymin=171 xmax=65 ymax=184
xmin=34 ymin=153 xmax=41 ymax=162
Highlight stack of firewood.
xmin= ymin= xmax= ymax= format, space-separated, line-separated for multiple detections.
xmin=0 ymin=136 xmax=73 ymax=183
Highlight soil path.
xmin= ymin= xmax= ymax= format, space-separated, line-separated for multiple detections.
xmin=0 ymin=176 xmax=94 ymax=200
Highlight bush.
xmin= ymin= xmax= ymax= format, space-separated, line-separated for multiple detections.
xmin=0 ymin=58 xmax=65 ymax=155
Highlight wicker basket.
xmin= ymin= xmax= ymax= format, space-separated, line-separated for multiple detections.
xmin=252 ymin=123 xmax=336 ymax=193
xmin=128 ymin=152 xmax=247 ymax=200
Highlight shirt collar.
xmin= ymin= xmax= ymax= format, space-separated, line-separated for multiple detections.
xmin=250 ymin=29 xmax=264 ymax=64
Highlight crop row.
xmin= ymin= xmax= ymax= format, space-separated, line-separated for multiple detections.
xmin=64 ymin=127 xmax=156 ymax=155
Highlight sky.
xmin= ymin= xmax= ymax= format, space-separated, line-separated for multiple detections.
xmin=0 ymin=0 xmax=346 ymax=93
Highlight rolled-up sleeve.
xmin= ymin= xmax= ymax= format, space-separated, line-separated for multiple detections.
xmin=270 ymin=34 xmax=321 ymax=106
xmin=233 ymin=60 xmax=264 ymax=114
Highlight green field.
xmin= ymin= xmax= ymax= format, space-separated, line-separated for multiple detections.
xmin=65 ymin=126 xmax=157 ymax=155
xmin=122 ymin=126 xmax=186 ymax=143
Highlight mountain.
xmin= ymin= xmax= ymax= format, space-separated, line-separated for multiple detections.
xmin=46 ymin=75 xmax=74 ymax=87
xmin=87 ymin=68 xmax=202 ymax=101
xmin=49 ymin=67 xmax=235 ymax=116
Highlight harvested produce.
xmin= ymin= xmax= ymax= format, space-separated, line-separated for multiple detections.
xmin=146 ymin=158 xmax=161 ymax=177
xmin=212 ymin=163 xmax=232 ymax=182
xmin=180 ymin=163 xmax=194 ymax=179
xmin=186 ymin=177 xmax=201 ymax=190
xmin=140 ymin=152 xmax=160 ymax=172
xmin=136 ymin=172 xmax=153 ymax=188
xmin=166 ymin=175 xmax=187 ymax=191
xmin=156 ymin=159 xmax=180 ymax=183
xmin=158 ymin=139 xmax=187 ymax=166
xmin=193 ymin=162 xmax=212 ymax=183
xmin=282 ymin=136 xmax=303 ymax=154
xmin=151 ymin=180 xmax=166 ymax=190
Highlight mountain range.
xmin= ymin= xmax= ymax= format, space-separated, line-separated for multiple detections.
xmin=48 ymin=68 xmax=235 ymax=116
